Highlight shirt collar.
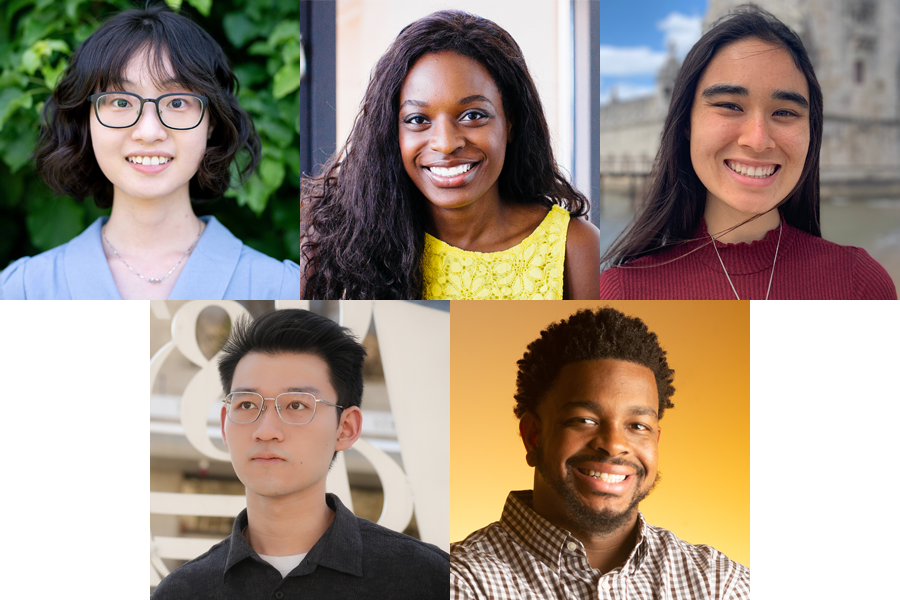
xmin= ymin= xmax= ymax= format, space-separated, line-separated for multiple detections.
xmin=500 ymin=490 xmax=650 ymax=575
xmin=63 ymin=215 xmax=242 ymax=300
xmin=223 ymin=493 xmax=364 ymax=582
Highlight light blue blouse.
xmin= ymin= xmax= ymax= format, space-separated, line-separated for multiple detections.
xmin=0 ymin=216 xmax=300 ymax=300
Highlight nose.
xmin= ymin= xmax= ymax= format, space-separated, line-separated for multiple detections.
xmin=252 ymin=399 xmax=285 ymax=442
xmin=590 ymin=422 xmax=629 ymax=457
xmin=429 ymin=116 xmax=464 ymax=154
xmin=131 ymin=101 xmax=168 ymax=143
xmin=738 ymin=112 xmax=775 ymax=152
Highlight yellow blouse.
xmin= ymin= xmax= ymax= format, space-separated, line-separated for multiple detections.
xmin=421 ymin=205 xmax=570 ymax=300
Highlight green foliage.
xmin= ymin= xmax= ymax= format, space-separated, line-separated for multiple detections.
xmin=0 ymin=0 xmax=304 ymax=268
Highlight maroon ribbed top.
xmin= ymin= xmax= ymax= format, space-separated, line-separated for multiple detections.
xmin=597 ymin=219 xmax=897 ymax=300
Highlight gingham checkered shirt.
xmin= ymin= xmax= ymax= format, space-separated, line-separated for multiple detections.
xmin=451 ymin=491 xmax=750 ymax=600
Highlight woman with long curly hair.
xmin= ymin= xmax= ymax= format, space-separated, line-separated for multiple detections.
xmin=1 ymin=4 xmax=299 ymax=300
xmin=301 ymin=10 xmax=603 ymax=300
xmin=597 ymin=5 xmax=895 ymax=299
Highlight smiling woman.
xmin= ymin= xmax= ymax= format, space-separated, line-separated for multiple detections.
xmin=597 ymin=5 xmax=896 ymax=300
xmin=0 ymin=4 xmax=301 ymax=300
xmin=300 ymin=10 xmax=605 ymax=300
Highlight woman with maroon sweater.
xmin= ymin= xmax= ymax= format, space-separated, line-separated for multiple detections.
xmin=597 ymin=6 xmax=896 ymax=300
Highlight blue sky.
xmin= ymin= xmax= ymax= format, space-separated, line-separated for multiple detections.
xmin=599 ymin=0 xmax=707 ymax=104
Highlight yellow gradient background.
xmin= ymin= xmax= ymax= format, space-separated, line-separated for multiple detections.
xmin=450 ymin=301 xmax=750 ymax=567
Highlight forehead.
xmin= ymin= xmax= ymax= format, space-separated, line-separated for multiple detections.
xmin=103 ymin=45 xmax=183 ymax=92
xmin=399 ymin=51 xmax=501 ymax=103
xmin=696 ymin=38 xmax=808 ymax=99
xmin=540 ymin=359 xmax=658 ymax=418
xmin=231 ymin=352 xmax=334 ymax=394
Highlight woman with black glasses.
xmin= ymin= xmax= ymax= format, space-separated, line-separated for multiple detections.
xmin=0 ymin=4 xmax=300 ymax=299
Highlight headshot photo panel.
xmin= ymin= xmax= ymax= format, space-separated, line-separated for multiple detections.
xmin=150 ymin=300 xmax=450 ymax=598
xmin=450 ymin=300 xmax=750 ymax=598
xmin=598 ymin=1 xmax=900 ymax=299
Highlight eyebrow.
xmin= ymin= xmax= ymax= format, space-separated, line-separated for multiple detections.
xmin=399 ymin=95 xmax=495 ymax=110
xmin=560 ymin=401 xmax=658 ymax=419
xmin=701 ymin=84 xmax=809 ymax=109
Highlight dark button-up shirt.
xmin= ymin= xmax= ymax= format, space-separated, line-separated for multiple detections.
xmin=153 ymin=494 xmax=449 ymax=599
xmin=451 ymin=491 xmax=750 ymax=600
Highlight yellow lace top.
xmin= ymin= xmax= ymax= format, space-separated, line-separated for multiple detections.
xmin=421 ymin=205 xmax=570 ymax=300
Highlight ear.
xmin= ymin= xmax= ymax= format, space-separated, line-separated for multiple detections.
xmin=220 ymin=405 xmax=229 ymax=448
xmin=335 ymin=406 xmax=363 ymax=451
xmin=506 ymin=117 xmax=514 ymax=143
xmin=657 ymin=426 xmax=662 ymax=444
xmin=519 ymin=412 xmax=541 ymax=467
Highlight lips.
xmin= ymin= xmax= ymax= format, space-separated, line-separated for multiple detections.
xmin=422 ymin=161 xmax=480 ymax=188
xmin=251 ymin=452 xmax=286 ymax=462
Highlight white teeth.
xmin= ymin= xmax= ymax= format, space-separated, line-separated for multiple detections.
xmin=128 ymin=156 xmax=170 ymax=165
xmin=580 ymin=469 xmax=627 ymax=483
xmin=727 ymin=161 xmax=775 ymax=178
xmin=428 ymin=163 xmax=472 ymax=178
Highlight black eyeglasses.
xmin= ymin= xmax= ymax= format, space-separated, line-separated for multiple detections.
xmin=86 ymin=91 xmax=209 ymax=130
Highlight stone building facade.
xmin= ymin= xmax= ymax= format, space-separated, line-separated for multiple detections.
xmin=600 ymin=0 xmax=900 ymax=186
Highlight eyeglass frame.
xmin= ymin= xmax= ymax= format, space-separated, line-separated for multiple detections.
xmin=222 ymin=391 xmax=345 ymax=425
xmin=86 ymin=91 xmax=210 ymax=130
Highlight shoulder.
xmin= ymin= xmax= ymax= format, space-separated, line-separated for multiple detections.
xmin=357 ymin=518 xmax=449 ymax=566
xmin=1 ymin=242 xmax=71 ymax=300
xmin=151 ymin=538 xmax=230 ymax=599
xmin=789 ymin=228 xmax=897 ymax=299
xmin=450 ymin=522 xmax=520 ymax=598
xmin=643 ymin=523 xmax=750 ymax=597
xmin=562 ymin=214 xmax=605 ymax=299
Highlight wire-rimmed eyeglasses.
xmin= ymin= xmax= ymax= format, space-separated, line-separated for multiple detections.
xmin=86 ymin=91 xmax=209 ymax=130
xmin=222 ymin=391 xmax=344 ymax=425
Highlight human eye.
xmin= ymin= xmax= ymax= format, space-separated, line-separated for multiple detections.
xmin=164 ymin=95 xmax=194 ymax=110
xmin=230 ymin=393 xmax=259 ymax=411
xmin=565 ymin=415 xmax=599 ymax=427
xmin=629 ymin=422 xmax=653 ymax=432
xmin=403 ymin=114 xmax=429 ymax=126
xmin=712 ymin=102 xmax=742 ymax=112
xmin=773 ymin=108 xmax=800 ymax=118
xmin=104 ymin=94 xmax=134 ymax=109
xmin=461 ymin=110 xmax=488 ymax=123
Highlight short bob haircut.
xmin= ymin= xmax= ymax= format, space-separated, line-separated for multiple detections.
xmin=301 ymin=9 xmax=588 ymax=300
xmin=602 ymin=4 xmax=823 ymax=267
xmin=216 ymin=309 xmax=367 ymax=413
xmin=34 ymin=3 xmax=260 ymax=208
xmin=514 ymin=307 xmax=675 ymax=421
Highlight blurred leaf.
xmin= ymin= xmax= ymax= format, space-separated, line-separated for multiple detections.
xmin=41 ymin=58 xmax=67 ymax=90
xmin=223 ymin=13 xmax=258 ymax=48
xmin=26 ymin=194 xmax=85 ymax=251
xmin=260 ymin=159 xmax=285 ymax=190
xmin=227 ymin=173 xmax=269 ymax=215
xmin=272 ymin=63 xmax=302 ymax=100
xmin=256 ymin=116 xmax=293 ymax=148
xmin=281 ymin=40 xmax=304 ymax=64
xmin=0 ymin=119 xmax=37 ymax=172
xmin=248 ymin=40 xmax=274 ymax=56
xmin=0 ymin=87 xmax=28 ymax=130
xmin=233 ymin=64 xmax=267 ymax=88
xmin=267 ymin=21 xmax=302 ymax=47
xmin=21 ymin=48 xmax=41 ymax=74
xmin=283 ymin=147 xmax=302 ymax=177
xmin=186 ymin=0 xmax=212 ymax=15
xmin=165 ymin=0 xmax=183 ymax=10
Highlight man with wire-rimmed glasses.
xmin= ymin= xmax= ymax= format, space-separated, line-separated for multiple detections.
xmin=151 ymin=309 xmax=449 ymax=599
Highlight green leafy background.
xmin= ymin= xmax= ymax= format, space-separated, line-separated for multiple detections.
xmin=0 ymin=0 xmax=302 ymax=268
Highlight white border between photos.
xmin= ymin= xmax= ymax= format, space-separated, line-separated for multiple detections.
xmin=752 ymin=300 xmax=897 ymax=598
xmin=0 ymin=300 xmax=147 ymax=596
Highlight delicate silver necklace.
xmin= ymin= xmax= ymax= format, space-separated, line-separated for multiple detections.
xmin=102 ymin=220 xmax=204 ymax=284
xmin=709 ymin=219 xmax=782 ymax=300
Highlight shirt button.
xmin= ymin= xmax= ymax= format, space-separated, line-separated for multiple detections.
xmin=567 ymin=541 xmax=577 ymax=551
xmin=274 ymin=593 xmax=283 ymax=599
xmin=601 ymin=581 xmax=611 ymax=591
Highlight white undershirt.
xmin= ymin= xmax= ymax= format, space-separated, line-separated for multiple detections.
xmin=257 ymin=552 xmax=308 ymax=578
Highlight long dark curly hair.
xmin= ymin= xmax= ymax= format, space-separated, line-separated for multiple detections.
xmin=301 ymin=10 xmax=588 ymax=299
xmin=601 ymin=5 xmax=822 ymax=267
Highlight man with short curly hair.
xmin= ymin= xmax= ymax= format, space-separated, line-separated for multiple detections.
xmin=451 ymin=307 xmax=749 ymax=600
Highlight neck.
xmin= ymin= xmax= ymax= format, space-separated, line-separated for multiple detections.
xmin=244 ymin=487 xmax=334 ymax=557
xmin=703 ymin=199 xmax=781 ymax=244
xmin=104 ymin=188 xmax=201 ymax=252
xmin=531 ymin=488 xmax=641 ymax=573
xmin=426 ymin=199 xmax=505 ymax=250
